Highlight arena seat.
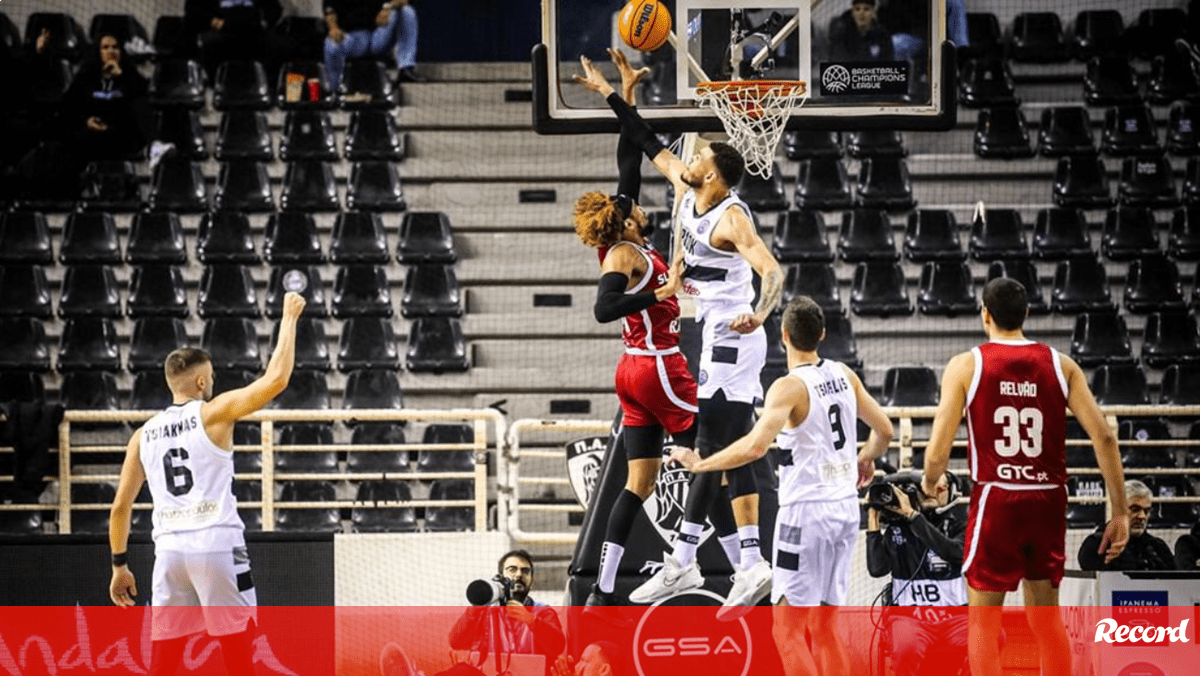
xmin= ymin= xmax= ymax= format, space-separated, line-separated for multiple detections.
xmin=771 ymin=210 xmax=832 ymax=263
xmin=148 ymin=59 xmax=206 ymax=109
xmin=1145 ymin=476 xmax=1199 ymax=528
xmin=27 ymin=58 xmax=74 ymax=113
xmin=57 ymin=318 xmax=121 ymax=372
xmin=735 ymin=164 xmax=787 ymax=211
xmin=0 ymin=266 xmax=52 ymax=318
xmin=197 ymin=211 xmax=259 ymax=264
xmin=793 ymin=157 xmax=853 ymax=210
xmin=970 ymin=208 xmax=1027 ymax=260
xmin=202 ymin=318 xmax=261 ymax=371
xmin=213 ymin=60 xmax=273 ymax=110
xmin=1119 ymin=419 xmax=1175 ymax=468
xmin=0 ymin=319 xmax=50 ymax=372
xmin=1147 ymin=53 xmax=1200 ymax=106
xmin=340 ymin=59 xmax=400 ymax=109
xmin=24 ymin=12 xmax=85 ymax=62
xmin=822 ymin=309 xmax=862 ymax=370
xmin=276 ymin=423 xmax=338 ymax=472
xmin=1185 ymin=159 xmax=1200 ymax=205
xmin=277 ymin=61 xmax=337 ymax=110
xmin=1127 ymin=8 xmax=1186 ymax=58
xmin=272 ymin=370 xmax=331 ymax=410
xmin=59 ymin=372 xmax=120 ymax=412
xmin=783 ymin=263 xmax=842 ymax=311
xmin=417 ymin=424 xmax=475 ymax=474
xmin=1160 ymin=364 xmax=1200 ymax=405
xmin=198 ymin=264 xmax=260 ymax=319
xmin=214 ymin=370 xmax=255 ymax=397
xmin=0 ymin=12 xmax=19 ymax=53
xmin=79 ymin=161 xmax=142 ymax=212
xmin=352 ymin=481 xmax=418 ymax=533
xmin=1090 ymin=363 xmax=1150 ymax=405
xmin=266 ymin=265 xmax=328 ymax=318
xmin=89 ymin=14 xmax=149 ymax=50
xmin=903 ymin=210 xmax=963 ymax=262
xmin=345 ymin=110 xmax=408 ymax=161
xmin=275 ymin=481 xmax=341 ymax=533
xmin=214 ymin=161 xmax=274 ymax=213
xmin=280 ymin=161 xmax=340 ymax=212
xmin=881 ymin=366 xmax=938 ymax=407
xmin=342 ymin=369 xmax=405 ymax=411
xmin=973 ymin=107 xmax=1034 ymax=159
xmin=1123 ymin=256 xmax=1186 ymax=314
xmin=270 ymin=318 xmax=330 ymax=372
xmin=126 ymin=212 xmax=186 ymax=265
xmin=1119 ymin=155 xmax=1178 ymax=208
xmin=837 ymin=208 xmax=897 ymax=262
xmin=855 ymin=157 xmax=915 ymax=211
xmin=424 ymin=480 xmax=474 ymax=532
xmin=1083 ymin=56 xmax=1141 ymax=107
xmin=0 ymin=507 xmax=44 ymax=536
xmin=1101 ymin=207 xmax=1160 ymax=261
xmin=1069 ymin=310 xmax=1135 ymax=367
xmin=60 ymin=212 xmax=121 ymax=265
xmin=346 ymin=424 xmax=408 ymax=472
xmin=70 ymin=483 xmax=116 ymax=534
xmin=401 ymin=265 xmax=462 ymax=319
xmin=280 ymin=110 xmax=338 ymax=161
xmin=845 ymin=130 xmax=906 ymax=159
xmin=347 ymin=161 xmax=407 ymax=212
xmin=332 ymin=264 xmax=393 ymax=318
xmin=1071 ymin=10 xmax=1124 ymax=60
xmin=0 ymin=212 xmax=53 ymax=265
xmin=1066 ymin=477 xmax=1106 ymax=528
xmin=850 ymin=261 xmax=912 ymax=318
xmin=1166 ymin=102 xmax=1200 ymax=157
xmin=215 ymin=111 xmax=273 ymax=161
xmin=397 ymin=212 xmax=457 ymax=264
xmin=1037 ymin=106 xmax=1095 ymax=157
xmin=1051 ymin=255 xmax=1114 ymax=313
xmin=1011 ymin=12 xmax=1069 ymax=63
xmin=916 ymin=261 xmax=978 ymax=317
xmin=58 ymin=266 xmax=122 ymax=318
xmin=331 ymin=212 xmax=391 ymax=264
xmin=149 ymin=160 xmax=208 ymax=213
xmin=648 ymin=210 xmax=673 ymax=253
xmin=961 ymin=13 xmax=1001 ymax=60
xmin=958 ymin=57 xmax=1019 ymax=108
xmin=1052 ymin=156 xmax=1112 ymax=209
xmin=781 ymin=130 xmax=841 ymax=160
xmin=153 ymin=108 xmax=208 ymax=160
xmin=233 ymin=481 xmax=262 ymax=532
xmin=265 ymin=212 xmax=325 ymax=264
xmin=1032 ymin=207 xmax=1092 ymax=260
xmin=272 ymin=16 xmax=325 ymax=60
xmin=0 ymin=372 xmax=45 ymax=402
xmin=338 ymin=317 xmax=401 ymax=371
xmin=127 ymin=265 xmax=189 ymax=318
xmin=406 ymin=318 xmax=470 ymax=372
xmin=1102 ymin=105 xmax=1160 ymax=157
xmin=1169 ymin=205 xmax=1200 ymax=260
xmin=128 ymin=317 xmax=188 ymax=372
xmin=1141 ymin=310 xmax=1200 ymax=368
xmin=151 ymin=16 xmax=188 ymax=61
xmin=129 ymin=371 xmax=172 ymax=409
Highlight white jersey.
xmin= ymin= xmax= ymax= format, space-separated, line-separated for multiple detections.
xmin=678 ymin=189 xmax=756 ymax=320
xmin=776 ymin=360 xmax=860 ymax=505
xmin=140 ymin=400 xmax=243 ymax=546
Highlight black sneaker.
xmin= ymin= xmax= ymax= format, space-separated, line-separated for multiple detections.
xmin=585 ymin=585 xmax=621 ymax=606
xmin=398 ymin=66 xmax=426 ymax=83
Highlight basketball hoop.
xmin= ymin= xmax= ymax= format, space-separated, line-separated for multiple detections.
xmin=694 ymin=80 xmax=807 ymax=179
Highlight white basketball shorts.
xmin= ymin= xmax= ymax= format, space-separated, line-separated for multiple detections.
xmin=771 ymin=497 xmax=859 ymax=606
xmin=151 ymin=544 xmax=258 ymax=640
xmin=697 ymin=315 xmax=766 ymax=404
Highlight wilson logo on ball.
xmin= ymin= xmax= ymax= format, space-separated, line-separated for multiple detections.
xmin=619 ymin=0 xmax=672 ymax=52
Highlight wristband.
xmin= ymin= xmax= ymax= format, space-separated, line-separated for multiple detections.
xmin=112 ymin=552 xmax=128 ymax=567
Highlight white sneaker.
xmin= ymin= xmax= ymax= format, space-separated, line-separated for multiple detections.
xmin=629 ymin=554 xmax=703 ymax=604
xmin=716 ymin=559 xmax=772 ymax=621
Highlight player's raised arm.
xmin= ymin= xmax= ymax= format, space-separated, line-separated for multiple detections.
xmin=109 ymin=429 xmax=145 ymax=606
xmin=725 ymin=207 xmax=783 ymax=334
xmin=845 ymin=365 xmax=893 ymax=487
xmin=922 ymin=351 xmax=973 ymax=497
xmin=673 ymin=375 xmax=806 ymax=473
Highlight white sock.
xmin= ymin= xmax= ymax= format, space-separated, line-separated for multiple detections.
xmin=597 ymin=541 xmax=624 ymax=594
xmin=719 ymin=533 xmax=742 ymax=569
xmin=738 ymin=525 xmax=762 ymax=567
xmin=673 ymin=521 xmax=705 ymax=567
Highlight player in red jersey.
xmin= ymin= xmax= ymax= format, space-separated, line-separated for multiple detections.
xmin=922 ymin=277 xmax=1129 ymax=676
xmin=572 ymin=50 xmax=700 ymax=607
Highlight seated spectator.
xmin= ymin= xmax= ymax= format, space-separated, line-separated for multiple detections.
xmin=61 ymin=34 xmax=152 ymax=163
xmin=1176 ymin=519 xmax=1200 ymax=570
xmin=828 ymin=0 xmax=894 ymax=62
xmin=185 ymin=0 xmax=283 ymax=79
xmin=1078 ymin=480 xmax=1175 ymax=571
xmin=879 ymin=0 xmax=968 ymax=67
xmin=324 ymin=0 xmax=422 ymax=89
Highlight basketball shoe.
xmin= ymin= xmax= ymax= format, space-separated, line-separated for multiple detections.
xmin=380 ymin=643 xmax=425 ymax=676
xmin=628 ymin=554 xmax=703 ymax=604
xmin=716 ymin=559 xmax=772 ymax=621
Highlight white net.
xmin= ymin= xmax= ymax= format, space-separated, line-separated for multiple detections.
xmin=695 ymin=80 xmax=807 ymax=179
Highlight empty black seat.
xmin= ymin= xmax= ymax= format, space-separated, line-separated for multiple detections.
xmin=1066 ymin=477 xmax=1107 ymax=528
xmin=127 ymin=265 xmax=189 ymax=318
xmin=202 ymin=318 xmax=261 ymax=371
xmin=0 ymin=12 xmax=18 ymax=53
xmin=25 ymin=12 xmax=85 ymax=61
xmin=342 ymin=369 xmax=404 ymax=410
xmin=1118 ymin=420 xmax=1175 ymax=468
xmin=345 ymin=110 xmax=407 ymax=161
xmin=1160 ymin=363 xmax=1200 ymax=405
xmin=272 ymin=370 xmax=331 ymax=409
xmin=264 ymin=212 xmax=325 ymax=264
xmin=1146 ymin=476 xmax=1198 ymax=528
xmin=198 ymin=265 xmax=260 ymax=318
xmin=59 ymin=265 xmax=122 ymax=318
xmin=1147 ymin=53 xmax=1200 ymax=105
xmin=0 ymin=372 xmax=45 ymax=402
xmin=1167 ymin=102 xmax=1200 ymax=156
xmin=129 ymin=317 xmax=188 ymax=372
xmin=1186 ymin=158 xmax=1200 ymax=204
xmin=352 ymin=481 xmax=417 ymax=533
xmin=855 ymin=157 xmax=915 ymax=211
xmin=0 ymin=266 xmax=51 ymax=318
xmin=339 ymin=59 xmax=400 ymax=109
xmin=782 ymin=130 xmax=841 ymax=160
xmin=148 ymin=59 xmax=206 ymax=108
xmin=407 ymin=318 xmax=470 ymax=372
xmin=273 ymin=318 xmax=330 ymax=372
xmin=820 ymin=309 xmax=861 ymax=369
xmin=974 ymin=107 xmax=1035 ymax=159
xmin=213 ymin=370 xmax=255 ymax=397
xmin=1052 ymin=156 xmax=1112 ymax=208
xmin=1071 ymin=10 xmax=1124 ymax=60
xmin=279 ymin=111 xmax=338 ymax=161
xmin=214 ymin=161 xmax=274 ymax=213
xmin=153 ymin=108 xmax=207 ymax=160
xmin=904 ymin=210 xmax=963 ymax=261
xmin=59 ymin=371 xmax=120 ymax=412
xmin=783 ymin=263 xmax=842 ymax=311
xmin=280 ymin=161 xmax=340 ymax=212
xmin=127 ymin=212 xmax=187 ymax=264
xmin=397 ymin=212 xmax=456 ymax=264
xmin=881 ymin=366 xmax=938 ymax=406
xmin=850 ymin=262 xmax=912 ymax=317
xmin=276 ymin=424 xmax=338 ymax=472
xmin=1032 ymin=208 xmax=1092 ymax=260
xmin=1101 ymin=207 xmax=1159 ymax=260
xmin=735 ymin=165 xmax=787 ymax=212
xmin=1169 ymin=205 xmax=1200 ymax=259
xmin=70 ymin=483 xmax=116 ymax=534
xmin=417 ymin=424 xmax=474 ymax=473
xmin=959 ymin=57 xmax=1019 ymax=108
xmin=1102 ymin=106 xmax=1160 ymax=157
xmin=79 ymin=161 xmax=142 ymax=212
xmin=1142 ymin=310 xmax=1200 ymax=367
xmin=212 ymin=60 xmax=273 ymax=110
xmin=338 ymin=317 xmax=400 ymax=371
xmin=197 ymin=211 xmax=259 ymax=264
xmin=129 ymin=370 xmax=171 ymax=412
xmin=1069 ymin=310 xmax=1135 ymax=367
xmin=1119 ymin=154 xmax=1178 ymax=208
xmin=0 ymin=319 xmax=50 ymax=372
xmin=1038 ymin=107 xmax=1095 ymax=157
xmin=149 ymin=160 xmax=208 ymax=213
xmin=771 ymin=210 xmax=832 ymax=263
xmin=401 ymin=265 xmax=463 ymax=318
xmin=970 ymin=207 xmax=1027 ymax=260
xmin=266 ymin=266 xmax=327 ymax=318
xmin=1084 ymin=56 xmax=1141 ymax=107
xmin=58 ymin=318 xmax=121 ymax=372
xmin=60 ymin=212 xmax=121 ymax=264
xmin=1127 ymin=8 xmax=1187 ymax=58
xmin=917 ymin=262 xmax=979 ymax=316
xmin=0 ymin=212 xmax=53 ymax=264
xmin=215 ymin=110 xmax=272 ymax=161
xmin=962 ymin=13 xmax=1001 ymax=60
xmin=845 ymin=130 xmax=906 ymax=159
xmin=986 ymin=260 xmax=1049 ymax=315
xmin=152 ymin=15 xmax=188 ymax=61
xmin=278 ymin=61 xmax=336 ymax=110
xmin=1011 ymin=12 xmax=1069 ymax=63
xmin=424 ymin=480 xmax=474 ymax=532
xmin=330 ymin=212 xmax=390 ymax=263
xmin=346 ymin=161 xmax=406 ymax=212
xmin=331 ymin=265 xmax=392 ymax=318
xmin=275 ymin=481 xmax=340 ymax=533
xmin=1051 ymin=255 xmax=1113 ymax=313
xmin=794 ymin=157 xmax=853 ymax=210
xmin=347 ymin=423 xmax=409 ymax=472
xmin=271 ymin=17 xmax=325 ymax=61
xmin=1124 ymin=255 xmax=1186 ymax=313
xmin=838 ymin=209 xmax=897 ymax=262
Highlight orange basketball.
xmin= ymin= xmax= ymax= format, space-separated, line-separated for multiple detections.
xmin=618 ymin=0 xmax=672 ymax=52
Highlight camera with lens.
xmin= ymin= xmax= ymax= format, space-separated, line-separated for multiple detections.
xmin=466 ymin=574 xmax=514 ymax=606
xmin=867 ymin=479 xmax=924 ymax=522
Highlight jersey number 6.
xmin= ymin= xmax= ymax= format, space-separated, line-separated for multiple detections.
xmin=162 ymin=447 xmax=195 ymax=496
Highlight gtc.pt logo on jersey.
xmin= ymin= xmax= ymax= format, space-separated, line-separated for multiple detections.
xmin=633 ymin=591 xmax=752 ymax=676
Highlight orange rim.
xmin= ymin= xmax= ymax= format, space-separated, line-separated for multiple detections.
xmin=695 ymin=80 xmax=808 ymax=96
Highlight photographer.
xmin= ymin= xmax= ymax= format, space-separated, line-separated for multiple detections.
xmin=449 ymin=550 xmax=566 ymax=662
xmin=866 ymin=472 xmax=968 ymax=676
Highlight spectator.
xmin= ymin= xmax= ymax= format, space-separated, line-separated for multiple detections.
xmin=324 ymin=0 xmax=422 ymax=89
xmin=185 ymin=0 xmax=283 ymax=80
xmin=1078 ymin=480 xmax=1175 ymax=571
xmin=879 ymin=0 xmax=968 ymax=63
xmin=60 ymin=34 xmax=151 ymax=163
xmin=828 ymin=0 xmax=894 ymax=62
xmin=1175 ymin=518 xmax=1200 ymax=570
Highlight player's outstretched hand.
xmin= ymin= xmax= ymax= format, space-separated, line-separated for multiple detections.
xmin=1099 ymin=513 xmax=1130 ymax=563
xmin=110 ymin=567 xmax=138 ymax=607
xmin=857 ymin=456 xmax=876 ymax=488
xmin=609 ymin=47 xmax=650 ymax=102
xmin=282 ymin=291 xmax=306 ymax=320
xmin=571 ymin=56 xmax=615 ymax=98
xmin=729 ymin=313 xmax=763 ymax=334
xmin=668 ymin=446 xmax=701 ymax=470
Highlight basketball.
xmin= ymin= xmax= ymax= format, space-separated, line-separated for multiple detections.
xmin=618 ymin=0 xmax=672 ymax=52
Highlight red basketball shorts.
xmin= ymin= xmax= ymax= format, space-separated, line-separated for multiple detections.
xmin=962 ymin=483 xmax=1068 ymax=592
xmin=614 ymin=352 xmax=697 ymax=435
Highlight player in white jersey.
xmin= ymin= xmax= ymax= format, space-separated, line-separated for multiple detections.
xmin=109 ymin=292 xmax=306 ymax=676
xmin=673 ymin=296 xmax=893 ymax=675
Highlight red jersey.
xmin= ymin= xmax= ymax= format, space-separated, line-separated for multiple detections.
xmin=965 ymin=340 xmax=1069 ymax=487
xmin=599 ymin=242 xmax=680 ymax=352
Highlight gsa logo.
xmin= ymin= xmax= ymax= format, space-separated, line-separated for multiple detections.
xmin=823 ymin=65 xmax=851 ymax=93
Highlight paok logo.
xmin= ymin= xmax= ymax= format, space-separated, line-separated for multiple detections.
xmin=1094 ymin=618 xmax=1191 ymax=644
xmin=822 ymin=65 xmax=851 ymax=93
xmin=633 ymin=590 xmax=753 ymax=676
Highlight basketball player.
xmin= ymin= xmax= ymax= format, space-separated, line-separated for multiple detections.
xmin=575 ymin=55 xmax=785 ymax=615
xmin=108 ymin=292 xmax=307 ymax=676
xmin=921 ymin=277 xmax=1129 ymax=676
xmin=672 ymin=296 xmax=892 ymax=673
